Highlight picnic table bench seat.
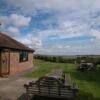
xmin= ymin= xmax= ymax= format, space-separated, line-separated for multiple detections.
xmin=24 ymin=70 xmax=79 ymax=100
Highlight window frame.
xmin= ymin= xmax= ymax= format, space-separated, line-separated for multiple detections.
xmin=19 ymin=51 xmax=28 ymax=62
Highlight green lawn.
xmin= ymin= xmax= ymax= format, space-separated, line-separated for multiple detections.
xmin=25 ymin=59 xmax=100 ymax=100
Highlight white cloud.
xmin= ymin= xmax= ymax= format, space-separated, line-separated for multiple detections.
xmin=0 ymin=14 xmax=31 ymax=27
xmin=90 ymin=29 xmax=100 ymax=40
xmin=7 ymin=26 xmax=19 ymax=33
xmin=10 ymin=14 xmax=31 ymax=27
xmin=6 ymin=0 xmax=100 ymax=14
xmin=2 ymin=26 xmax=20 ymax=38
xmin=35 ymin=43 xmax=100 ymax=55
xmin=18 ymin=34 xmax=42 ymax=48
xmin=0 ymin=16 xmax=10 ymax=25
xmin=33 ymin=21 xmax=90 ymax=40
xmin=1 ymin=0 xmax=100 ymax=55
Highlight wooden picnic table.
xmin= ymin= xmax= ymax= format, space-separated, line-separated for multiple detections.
xmin=24 ymin=69 xmax=79 ymax=100
xmin=47 ymin=69 xmax=73 ymax=88
xmin=47 ymin=69 xmax=72 ymax=87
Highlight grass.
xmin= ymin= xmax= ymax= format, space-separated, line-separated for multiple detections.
xmin=24 ymin=59 xmax=100 ymax=100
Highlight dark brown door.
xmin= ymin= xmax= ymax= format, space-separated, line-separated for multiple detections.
xmin=1 ymin=49 xmax=10 ymax=76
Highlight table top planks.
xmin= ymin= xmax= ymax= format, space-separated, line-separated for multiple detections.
xmin=47 ymin=69 xmax=63 ymax=79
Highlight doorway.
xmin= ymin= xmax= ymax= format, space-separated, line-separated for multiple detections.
xmin=0 ymin=49 xmax=10 ymax=76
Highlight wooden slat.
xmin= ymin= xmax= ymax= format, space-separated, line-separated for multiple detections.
xmin=24 ymin=71 xmax=79 ymax=99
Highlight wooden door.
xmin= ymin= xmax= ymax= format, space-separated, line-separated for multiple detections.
xmin=1 ymin=50 xmax=10 ymax=76
xmin=0 ymin=50 xmax=1 ymax=76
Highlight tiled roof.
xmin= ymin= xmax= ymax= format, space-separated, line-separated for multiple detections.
xmin=0 ymin=32 xmax=34 ymax=52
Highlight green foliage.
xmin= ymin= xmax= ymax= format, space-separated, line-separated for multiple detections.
xmin=76 ymin=56 xmax=100 ymax=64
xmin=34 ymin=55 xmax=100 ymax=64
xmin=34 ymin=55 xmax=76 ymax=63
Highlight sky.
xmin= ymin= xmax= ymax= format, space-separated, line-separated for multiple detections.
xmin=0 ymin=0 xmax=100 ymax=55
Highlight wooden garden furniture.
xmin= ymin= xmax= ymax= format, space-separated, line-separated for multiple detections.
xmin=24 ymin=69 xmax=79 ymax=100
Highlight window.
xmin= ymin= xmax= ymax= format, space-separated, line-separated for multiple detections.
xmin=19 ymin=51 xmax=28 ymax=62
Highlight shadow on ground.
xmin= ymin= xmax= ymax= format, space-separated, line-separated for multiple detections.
xmin=77 ymin=90 xmax=100 ymax=100
xmin=78 ymin=91 xmax=93 ymax=100
xmin=17 ymin=94 xmax=72 ymax=100
xmin=17 ymin=92 xmax=100 ymax=100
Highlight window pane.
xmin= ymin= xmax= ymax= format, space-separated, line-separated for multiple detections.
xmin=19 ymin=51 xmax=28 ymax=62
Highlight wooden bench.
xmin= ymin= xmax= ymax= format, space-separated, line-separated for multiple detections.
xmin=24 ymin=71 xmax=79 ymax=100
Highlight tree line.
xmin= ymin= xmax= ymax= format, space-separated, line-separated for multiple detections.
xmin=34 ymin=55 xmax=76 ymax=63
xmin=34 ymin=55 xmax=100 ymax=64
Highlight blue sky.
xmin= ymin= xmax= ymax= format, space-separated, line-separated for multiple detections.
xmin=0 ymin=0 xmax=100 ymax=55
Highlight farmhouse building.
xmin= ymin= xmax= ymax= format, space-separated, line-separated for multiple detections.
xmin=0 ymin=32 xmax=34 ymax=76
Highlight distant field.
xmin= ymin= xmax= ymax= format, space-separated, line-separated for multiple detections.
xmin=25 ymin=59 xmax=100 ymax=100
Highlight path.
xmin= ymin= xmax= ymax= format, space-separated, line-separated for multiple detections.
xmin=0 ymin=69 xmax=37 ymax=100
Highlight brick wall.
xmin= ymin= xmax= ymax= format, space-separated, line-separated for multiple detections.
xmin=9 ymin=51 xmax=33 ymax=75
